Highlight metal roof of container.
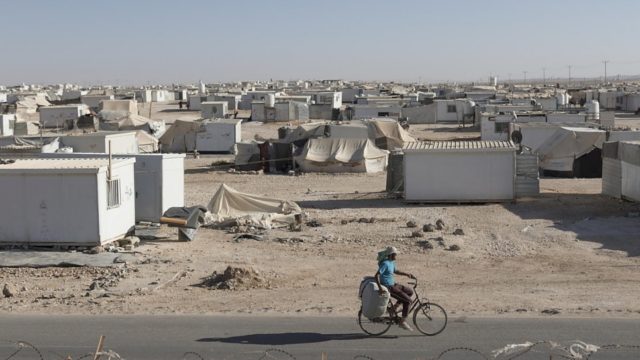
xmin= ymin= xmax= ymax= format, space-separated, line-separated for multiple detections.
xmin=0 ymin=158 xmax=135 ymax=174
xmin=403 ymin=141 xmax=516 ymax=152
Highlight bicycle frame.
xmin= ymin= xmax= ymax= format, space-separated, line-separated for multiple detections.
xmin=386 ymin=280 xmax=427 ymax=320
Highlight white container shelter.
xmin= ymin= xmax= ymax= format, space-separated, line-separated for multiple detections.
xmin=1 ymin=114 xmax=16 ymax=136
xmin=61 ymin=131 xmax=139 ymax=154
xmin=0 ymin=158 xmax=136 ymax=246
xmin=39 ymin=105 xmax=88 ymax=128
xmin=403 ymin=141 xmax=517 ymax=202
xmin=196 ymin=119 xmax=241 ymax=153
xmin=5 ymin=153 xmax=186 ymax=222
xmin=201 ymin=101 xmax=228 ymax=119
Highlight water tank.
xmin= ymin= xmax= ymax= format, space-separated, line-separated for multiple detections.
xmin=586 ymin=100 xmax=600 ymax=120
xmin=489 ymin=76 xmax=498 ymax=87
xmin=265 ymin=93 xmax=275 ymax=108
xmin=556 ymin=92 xmax=567 ymax=106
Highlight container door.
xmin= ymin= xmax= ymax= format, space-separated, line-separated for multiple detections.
xmin=135 ymin=169 xmax=160 ymax=222
xmin=516 ymin=153 xmax=540 ymax=197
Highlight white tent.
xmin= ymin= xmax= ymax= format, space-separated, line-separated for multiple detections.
xmin=99 ymin=111 xmax=166 ymax=137
xmin=294 ymin=138 xmax=389 ymax=173
xmin=537 ymin=127 xmax=606 ymax=172
xmin=205 ymin=184 xmax=302 ymax=229
xmin=365 ymin=118 xmax=415 ymax=150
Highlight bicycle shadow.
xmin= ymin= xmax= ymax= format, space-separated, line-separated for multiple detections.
xmin=197 ymin=332 xmax=394 ymax=345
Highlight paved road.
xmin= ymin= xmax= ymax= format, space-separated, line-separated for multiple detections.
xmin=1 ymin=315 xmax=639 ymax=359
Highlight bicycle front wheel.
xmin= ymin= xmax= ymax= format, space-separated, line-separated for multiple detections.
xmin=358 ymin=309 xmax=392 ymax=336
xmin=413 ymin=302 xmax=447 ymax=336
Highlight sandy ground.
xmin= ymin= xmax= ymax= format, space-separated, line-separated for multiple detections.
xmin=2 ymin=104 xmax=640 ymax=318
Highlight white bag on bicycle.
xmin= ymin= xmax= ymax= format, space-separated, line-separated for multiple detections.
xmin=360 ymin=280 xmax=390 ymax=319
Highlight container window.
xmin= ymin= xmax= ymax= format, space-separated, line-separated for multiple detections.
xmin=447 ymin=105 xmax=457 ymax=113
xmin=495 ymin=122 xmax=510 ymax=133
xmin=107 ymin=178 xmax=121 ymax=209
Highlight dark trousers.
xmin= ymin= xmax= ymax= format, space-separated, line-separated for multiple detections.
xmin=388 ymin=283 xmax=413 ymax=318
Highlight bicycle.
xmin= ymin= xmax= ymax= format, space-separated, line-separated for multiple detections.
xmin=357 ymin=278 xmax=447 ymax=336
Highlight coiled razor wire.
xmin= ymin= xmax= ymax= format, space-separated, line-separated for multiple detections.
xmin=182 ymin=351 xmax=206 ymax=360
xmin=586 ymin=344 xmax=640 ymax=359
xmin=3 ymin=341 xmax=44 ymax=360
xmin=434 ymin=346 xmax=489 ymax=359
xmin=2 ymin=340 xmax=640 ymax=360
xmin=257 ymin=348 xmax=297 ymax=360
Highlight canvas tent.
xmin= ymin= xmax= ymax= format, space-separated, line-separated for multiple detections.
xmin=281 ymin=120 xmax=415 ymax=150
xmin=536 ymin=127 xmax=606 ymax=174
xmin=366 ymin=119 xmax=415 ymax=150
xmin=294 ymin=138 xmax=389 ymax=173
xmin=159 ymin=120 xmax=201 ymax=152
xmin=136 ymin=130 xmax=159 ymax=153
xmin=205 ymin=184 xmax=302 ymax=229
xmin=99 ymin=111 xmax=166 ymax=137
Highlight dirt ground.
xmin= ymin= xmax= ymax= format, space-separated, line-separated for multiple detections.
xmin=2 ymin=105 xmax=640 ymax=318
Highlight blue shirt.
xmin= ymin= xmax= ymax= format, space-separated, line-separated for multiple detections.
xmin=378 ymin=260 xmax=395 ymax=287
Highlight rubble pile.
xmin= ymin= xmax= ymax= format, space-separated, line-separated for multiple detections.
xmin=200 ymin=266 xmax=268 ymax=290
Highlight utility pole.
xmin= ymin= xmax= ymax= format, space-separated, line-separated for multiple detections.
xmin=523 ymin=71 xmax=528 ymax=84
xmin=603 ymin=60 xmax=609 ymax=84
xmin=542 ymin=67 xmax=546 ymax=86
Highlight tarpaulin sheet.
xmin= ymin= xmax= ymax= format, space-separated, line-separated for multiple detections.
xmin=537 ymin=127 xmax=606 ymax=172
xmin=204 ymin=184 xmax=302 ymax=229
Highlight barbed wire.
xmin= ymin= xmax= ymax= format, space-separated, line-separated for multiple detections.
xmin=3 ymin=340 xmax=640 ymax=360
xmin=433 ymin=346 xmax=489 ymax=359
xmin=257 ymin=348 xmax=297 ymax=360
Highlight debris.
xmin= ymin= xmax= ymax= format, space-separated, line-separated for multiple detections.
xmin=89 ymin=281 xmax=102 ymax=291
xmin=435 ymin=219 xmax=445 ymax=230
xmin=448 ymin=244 xmax=461 ymax=251
xmin=153 ymin=271 xmax=187 ymax=292
xmin=411 ymin=231 xmax=423 ymax=238
xmin=118 ymin=236 xmax=140 ymax=248
xmin=199 ymin=266 xmax=268 ymax=290
xmin=358 ymin=218 xmax=374 ymax=224
xmin=453 ymin=228 xmax=465 ymax=236
xmin=233 ymin=234 xmax=265 ymax=242
xmin=423 ymin=224 xmax=435 ymax=232
xmin=435 ymin=237 xmax=446 ymax=246
xmin=274 ymin=237 xmax=304 ymax=244
xmin=416 ymin=240 xmax=433 ymax=250
xmin=306 ymin=219 xmax=323 ymax=227
xmin=541 ymin=308 xmax=561 ymax=315
xmin=340 ymin=219 xmax=349 ymax=225
xmin=2 ymin=284 xmax=15 ymax=298
xmin=87 ymin=246 xmax=103 ymax=255
xmin=406 ymin=220 xmax=418 ymax=228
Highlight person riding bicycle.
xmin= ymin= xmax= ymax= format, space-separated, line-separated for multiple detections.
xmin=375 ymin=246 xmax=415 ymax=331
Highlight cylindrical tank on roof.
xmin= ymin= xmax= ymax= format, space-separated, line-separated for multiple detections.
xmin=265 ymin=93 xmax=275 ymax=108
xmin=586 ymin=100 xmax=600 ymax=120
xmin=556 ymin=92 xmax=567 ymax=106
xmin=489 ymin=76 xmax=498 ymax=87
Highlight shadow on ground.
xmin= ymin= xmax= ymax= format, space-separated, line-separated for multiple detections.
xmin=506 ymin=192 xmax=640 ymax=256
xmin=197 ymin=332 xmax=379 ymax=345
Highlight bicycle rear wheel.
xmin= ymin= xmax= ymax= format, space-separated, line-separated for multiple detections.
xmin=357 ymin=309 xmax=392 ymax=336
xmin=413 ymin=302 xmax=447 ymax=336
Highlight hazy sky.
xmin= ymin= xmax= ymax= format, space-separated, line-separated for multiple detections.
xmin=2 ymin=0 xmax=639 ymax=85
